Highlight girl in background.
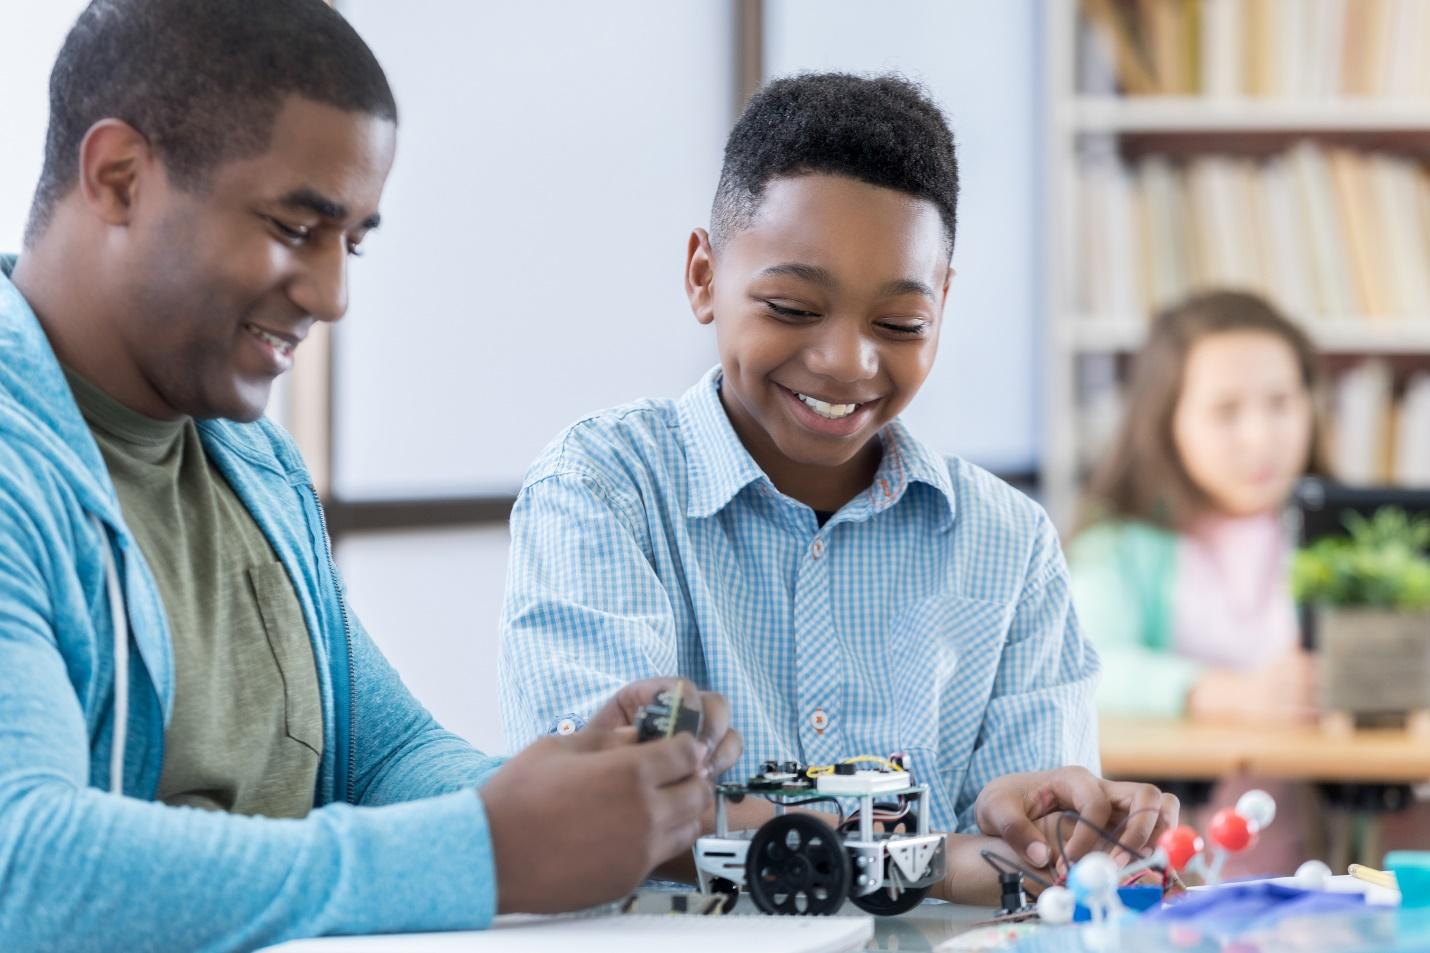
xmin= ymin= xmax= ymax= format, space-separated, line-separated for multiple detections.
xmin=1069 ymin=290 xmax=1327 ymax=875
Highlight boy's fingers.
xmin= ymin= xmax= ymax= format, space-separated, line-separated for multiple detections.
xmin=980 ymin=789 xmax=1055 ymax=869
xmin=1046 ymin=773 xmax=1113 ymax=863
xmin=1109 ymin=781 xmax=1168 ymax=854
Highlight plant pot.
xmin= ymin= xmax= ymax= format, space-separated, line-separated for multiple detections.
xmin=1315 ymin=607 xmax=1430 ymax=715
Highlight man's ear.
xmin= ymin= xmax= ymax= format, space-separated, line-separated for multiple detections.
xmin=77 ymin=119 xmax=155 ymax=227
xmin=684 ymin=228 xmax=717 ymax=327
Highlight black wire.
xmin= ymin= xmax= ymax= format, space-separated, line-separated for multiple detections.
xmin=1052 ymin=810 xmax=1152 ymax=866
xmin=980 ymin=849 xmax=1054 ymax=889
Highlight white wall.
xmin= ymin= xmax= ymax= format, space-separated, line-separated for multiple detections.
xmin=764 ymin=0 xmax=1044 ymax=474
xmin=337 ymin=527 xmax=511 ymax=754
xmin=0 ymin=1 xmax=89 ymax=251
xmin=334 ymin=0 xmax=735 ymax=499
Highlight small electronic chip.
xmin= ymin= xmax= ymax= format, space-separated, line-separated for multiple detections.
xmin=634 ymin=685 xmax=703 ymax=742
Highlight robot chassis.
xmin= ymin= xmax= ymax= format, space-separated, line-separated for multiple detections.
xmin=692 ymin=758 xmax=947 ymax=916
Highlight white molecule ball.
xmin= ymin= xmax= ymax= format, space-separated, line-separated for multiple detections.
xmin=1067 ymin=853 xmax=1120 ymax=903
xmin=1236 ymin=790 xmax=1277 ymax=832
xmin=1037 ymin=884 xmax=1076 ymax=924
xmin=1295 ymin=859 xmax=1333 ymax=890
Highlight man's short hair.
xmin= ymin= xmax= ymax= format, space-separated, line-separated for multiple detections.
xmin=711 ymin=72 xmax=960 ymax=256
xmin=26 ymin=0 xmax=397 ymax=244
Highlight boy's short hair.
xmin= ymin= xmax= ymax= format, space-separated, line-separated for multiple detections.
xmin=711 ymin=72 xmax=959 ymax=255
xmin=26 ymin=0 xmax=396 ymax=244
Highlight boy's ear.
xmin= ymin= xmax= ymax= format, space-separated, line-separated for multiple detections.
xmin=685 ymin=228 xmax=717 ymax=326
xmin=77 ymin=119 xmax=155 ymax=228
xmin=939 ymin=264 xmax=955 ymax=310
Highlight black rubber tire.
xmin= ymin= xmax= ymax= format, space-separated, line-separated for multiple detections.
xmin=745 ymin=814 xmax=851 ymax=916
xmin=849 ymin=882 xmax=930 ymax=916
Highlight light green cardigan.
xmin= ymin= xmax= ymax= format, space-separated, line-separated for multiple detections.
xmin=1067 ymin=521 xmax=1207 ymax=718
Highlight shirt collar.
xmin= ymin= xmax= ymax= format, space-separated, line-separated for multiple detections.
xmin=677 ymin=365 xmax=957 ymax=525
xmin=678 ymin=366 xmax=767 ymax=518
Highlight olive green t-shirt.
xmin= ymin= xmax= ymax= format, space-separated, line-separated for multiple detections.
xmin=65 ymin=367 xmax=323 ymax=818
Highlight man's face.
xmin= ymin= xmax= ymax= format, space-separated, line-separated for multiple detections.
xmin=123 ymin=96 xmax=396 ymax=421
xmin=697 ymin=174 xmax=950 ymax=474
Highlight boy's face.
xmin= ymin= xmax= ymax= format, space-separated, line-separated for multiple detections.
xmin=687 ymin=174 xmax=950 ymax=479
xmin=120 ymin=96 xmax=395 ymax=421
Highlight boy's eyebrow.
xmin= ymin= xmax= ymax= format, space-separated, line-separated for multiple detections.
xmin=757 ymin=262 xmax=835 ymax=287
xmin=878 ymin=278 xmax=936 ymax=300
xmin=278 ymin=187 xmax=382 ymax=230
xmin=755 ymin=264 xmax=935 ymax=300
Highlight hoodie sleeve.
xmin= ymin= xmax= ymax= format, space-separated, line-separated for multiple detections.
xmin=0 ymin=477 xmax=500 ymax=953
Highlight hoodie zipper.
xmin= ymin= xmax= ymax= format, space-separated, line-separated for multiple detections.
xmin=310 ymin=484 xmax=356 ymax=805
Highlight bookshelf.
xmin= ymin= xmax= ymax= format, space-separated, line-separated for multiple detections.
xmin=1041 ymin=0 xmax=1430 ymax=527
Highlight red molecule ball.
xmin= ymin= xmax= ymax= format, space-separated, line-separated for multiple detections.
xmin=1209 ymin=808 xmax=1257 ymax=852
xmin=1157 ymin=825 xmax=1205 ymax=871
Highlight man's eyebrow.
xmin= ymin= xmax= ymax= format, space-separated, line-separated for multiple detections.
xmin=756 ymin=262 xmax=836 ymax=287
xmin=878 ymin=278 xmax=936 ymax=300
xmin=278 ymin=187 xmax=381 ymax=230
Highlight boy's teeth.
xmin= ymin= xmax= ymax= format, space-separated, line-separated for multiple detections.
xmin=246 ymin=324 xmax=294 ymax=356
xmin=797 ymin=392 xmax=857 ymax=419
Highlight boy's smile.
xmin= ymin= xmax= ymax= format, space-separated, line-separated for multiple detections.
xmin=685 ymin=173 xmax=951 ymax=511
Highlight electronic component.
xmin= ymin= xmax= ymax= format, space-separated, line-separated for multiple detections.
xmin=694 ymin=753 xmax=943 ymax=917
xmin=634 ymin=685 xmax=702 ymax=742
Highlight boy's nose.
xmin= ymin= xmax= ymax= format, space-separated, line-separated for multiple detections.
xmin=808 ymin=320 xmax=877 ymax=383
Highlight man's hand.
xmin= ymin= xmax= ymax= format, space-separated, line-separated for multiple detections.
xmin=975 ymin=767 xmax=1179 ymax=874
xmin=587 ymin=677 xmax=742 ymax=778
xmin=482 ymin=728 xmax=712 ymax=913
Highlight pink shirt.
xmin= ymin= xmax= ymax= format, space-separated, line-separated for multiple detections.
xmin=1172 ymin=512 xmax=1298 ymax=669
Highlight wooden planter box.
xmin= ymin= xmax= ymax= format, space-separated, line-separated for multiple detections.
xmin=1317 ymin=608 xmax=1430 ymax=717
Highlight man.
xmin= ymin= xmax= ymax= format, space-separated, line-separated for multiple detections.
xmin=0 ymin=2 xmax=737 ymax=950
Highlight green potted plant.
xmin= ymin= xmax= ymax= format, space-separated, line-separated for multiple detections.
xmin=1292 ymin=507 xmax=1430 ymax=730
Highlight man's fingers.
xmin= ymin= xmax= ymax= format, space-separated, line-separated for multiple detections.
xmin=616 ymin=732 xmax=706 ymax=786
xmin=709 ymin=727 xmax=742 ymax=777
xmin=589 ymin=677 xmax=692 ymax=732
xmin=650 ymin=774 xmax=714 ymax=862
xmin=697 ymin=690 xmax=732 ymax=758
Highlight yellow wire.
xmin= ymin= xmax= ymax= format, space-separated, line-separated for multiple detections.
xmin=803 ymin=755 xmax=906 ymax=777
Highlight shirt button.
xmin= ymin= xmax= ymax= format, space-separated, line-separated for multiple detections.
xmin=555 ymin=717 xmax=578 ymax=736
xmin=811 ymin=708 xmax=830 ymax=733
xmin=811 ymin=538 xmax=825 ymax=559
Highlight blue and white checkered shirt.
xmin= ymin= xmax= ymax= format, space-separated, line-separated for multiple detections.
xmin=499 ymin=367 xmax=1100 ymax=833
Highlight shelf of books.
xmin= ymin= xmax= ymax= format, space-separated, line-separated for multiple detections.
xmin=1041 ymin=0 xmax=1430 ymax=526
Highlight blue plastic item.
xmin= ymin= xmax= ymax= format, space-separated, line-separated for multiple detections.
xmin=1386 ymin=851 xmax=1430 ymax=909
xmin=1071 ymin=884 xmax=1163 ymax=921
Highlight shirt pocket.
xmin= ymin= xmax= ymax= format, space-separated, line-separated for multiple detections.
xmin=887 ymin=593 xmax=1012 ymax=827
xmin=248 ymin=562 xmax=324 ymax=757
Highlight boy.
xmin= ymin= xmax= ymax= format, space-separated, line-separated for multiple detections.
xmin=500 ymin=73 xmax=1175 ymax=902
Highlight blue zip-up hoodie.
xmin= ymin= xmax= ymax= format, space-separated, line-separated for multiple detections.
xmin=0 ymin=256 xmax=503 ymax=951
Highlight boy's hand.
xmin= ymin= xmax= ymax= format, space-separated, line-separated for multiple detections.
xmin=588 ymin=677 xmax=743 ymax=778
xmin=483 ymin=728 xmax=712 ymax=913
xmin=975 ymin=767 xmax=1179 ymax=873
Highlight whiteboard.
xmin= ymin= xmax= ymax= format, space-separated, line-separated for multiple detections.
xmin=334 ymin=1 xmax=733 ymax=498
